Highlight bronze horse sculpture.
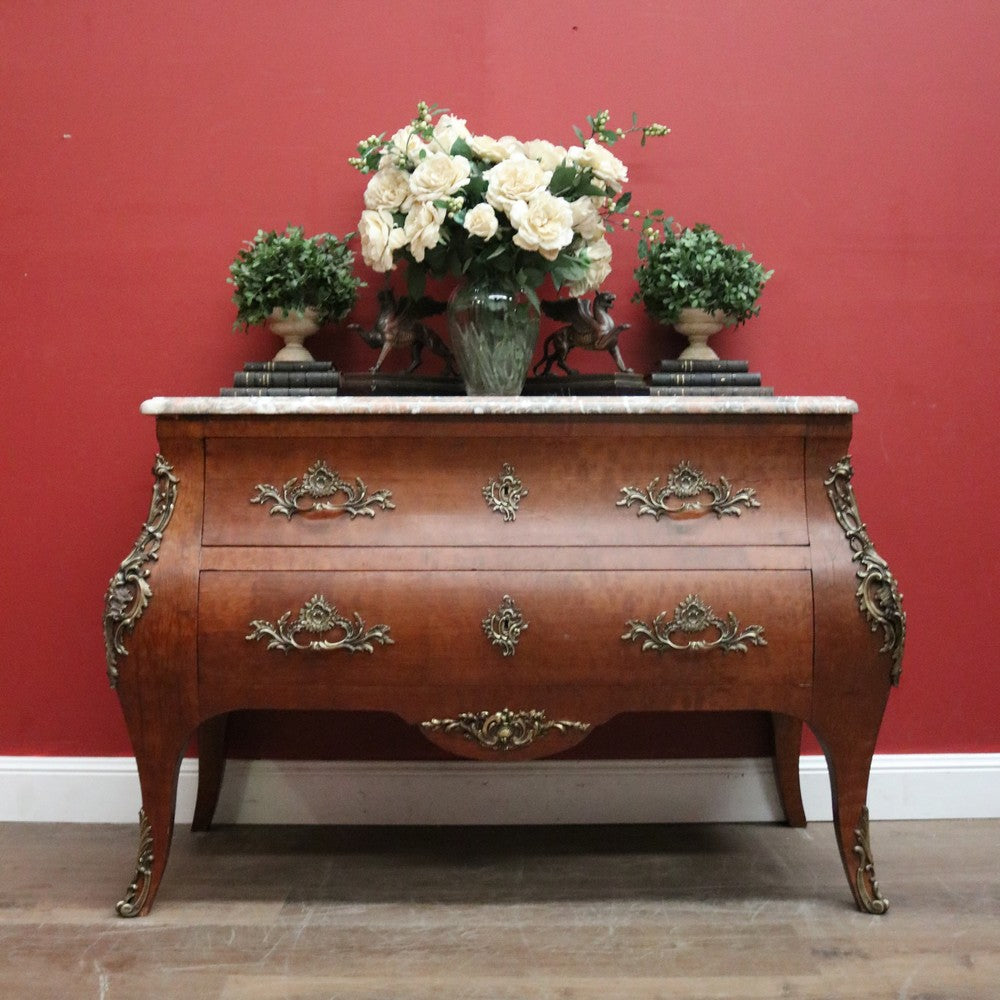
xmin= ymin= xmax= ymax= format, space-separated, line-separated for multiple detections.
xmin=533 ymin=291 xmax=632 ymax=376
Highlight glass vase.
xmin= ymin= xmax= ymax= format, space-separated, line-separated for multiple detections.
xmin=447 ymin=277 xmax=540 ymax=396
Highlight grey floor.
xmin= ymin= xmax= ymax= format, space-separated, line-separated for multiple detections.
xmin=0 ymin=819 xmax=997 ymax=999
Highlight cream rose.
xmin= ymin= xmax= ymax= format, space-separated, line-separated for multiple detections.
xmin=568 ymin=138 xmax=628 ymax=191
xmin=382 ymin=126 xmax=431 ymax=167
xmin=363 ymin=166 xmax=410 ymax=212
xmin=570 ymin=196 xmax=606 ymax=241
xmin=568 ymin=236 xmax=613 ymax=295
xmin=467 ymin=133 xmax=510 ymax=163
xmin=484 ymin=154 xmax=553 ymax=215
xmin=509 ymin=192 xmax=574 ymax=261
xmin=407 ymin=152 xmax=471 ymax=205
xmin=403 ymin=201 xmax=447 ymax=262
xmin=463 ymin=203 xmax=499 ymax=240
xmin=431 ymin=114 xmax=471 ymax=154
xmin=359 ymin=208 xmax=406 ymax=272
xmin=522 ymin=139 xmax=568 ymax=172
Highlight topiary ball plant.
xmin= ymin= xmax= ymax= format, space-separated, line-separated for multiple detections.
xmin=633 ymin=217 xmax=773 ymax=327
xmin=228 ymin=225 xmax=363 ymax=331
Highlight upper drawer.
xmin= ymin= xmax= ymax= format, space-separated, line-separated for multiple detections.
xmin=203 ymin=434 xmax=807 ymax=547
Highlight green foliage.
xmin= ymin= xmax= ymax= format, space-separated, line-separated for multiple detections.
xmin=227 ymin=226 xmax=364 ymax=331
xmin=633 ymin=220 xmax=773 ymax=327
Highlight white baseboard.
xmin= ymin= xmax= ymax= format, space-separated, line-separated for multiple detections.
xmin=1 ymin=754 xmax=998 ymax=824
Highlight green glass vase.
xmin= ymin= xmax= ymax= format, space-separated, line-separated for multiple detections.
xmin=447 ymin=277 xmax=540 ymax=396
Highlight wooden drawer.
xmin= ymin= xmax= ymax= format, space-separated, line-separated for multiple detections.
xmin=202 ymin=435 xmax=807 ymax=548
xmin=196 ymin=569 xmax=813 ymax=712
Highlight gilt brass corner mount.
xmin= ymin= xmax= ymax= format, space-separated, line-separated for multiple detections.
xmin=103 ymin=454 xmax=178 ymax=689
xmin=825 ymin=457 xmax=906 ymax=685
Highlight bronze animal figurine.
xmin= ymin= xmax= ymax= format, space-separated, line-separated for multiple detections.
xmin=533 ymin=291 xmax=632 ymax=376
xmin=349 ymin=289 xmax=457 ymax=375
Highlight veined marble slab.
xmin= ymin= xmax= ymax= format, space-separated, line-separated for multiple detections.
xmin=141 ymin=395 xmax=858 ymax=416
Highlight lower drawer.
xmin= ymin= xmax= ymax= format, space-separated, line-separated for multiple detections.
xmin=197 ymin=570 xmax=813 ymax=713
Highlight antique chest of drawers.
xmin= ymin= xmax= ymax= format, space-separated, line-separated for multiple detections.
xmin=103 ymin=396 xmax=905 ymax=916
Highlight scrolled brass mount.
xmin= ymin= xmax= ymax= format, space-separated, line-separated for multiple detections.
xmin=483 ymin=463 xmax=527 ymax=521
xmin=482 ymin=595 xmax=527 ymax=656
xmin=618 ymin=461 xmax=760 ymax=520
xmin=421 ymin=709 xmax=590 ymax=751
xmin=623 ymin=594 xmax=766 ymax=654
xmin=251 ymin=460 xmax=394 ymax=519
xmin=246 ymin=594 xmax=393 ymax=654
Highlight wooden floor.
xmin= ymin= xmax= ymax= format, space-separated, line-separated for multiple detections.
xmin=0 ymin=819 xmax=996 ymax=998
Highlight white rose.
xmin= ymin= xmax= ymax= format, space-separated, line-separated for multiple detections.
xmin=463 ymin=203 xmax=499 ymax=240
xmin=497 ymin=135 xmax=526 ymax=158
xmin=403 ymin=201 xmax=447 ymax=262
xmin=468 ymin=133 xmax=510 ymax=163
xmin=431 ymin=114 xmax=471 ymax=154
xmin=406 ymin=152 xmax=471 ymax=206
xmin=382 ymin=126 xmax=430 ymax=167
xmin=522 ymin=139 xmax=568 ymax=172
xmin=359 ymin=208 xmax=406 ymax=272
xmin=568 ymin=138 xmax=628 ymax=191
xmin=509 ymin=192 xmax=574 ymax=261
xmin=363 ymin=166 xmax=411 ymax=211
xmin=569 ymin=236 xmax=613 ymax=295
xmin=570 ymin=196 xmax=606 ymax=241
xmin=484 ymin=154 xmax=553 ymax=215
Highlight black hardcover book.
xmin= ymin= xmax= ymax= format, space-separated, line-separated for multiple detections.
xmin=658 ymin=359 xmax=750 ymax=373
xmin=219 ymin=386 xmax=340 ymax=397
xmin=338 ymin=373 xmax=465 ymax=396
xmin=241 ymin=360 xmax=336 ymax=372
xmin=650 ymin=372 xmax=762 ymax=387
xmin=233 ymin=370 xmax=341 ymax=388
xmin=649 ymin=385 xmax=775 ymax=396
xmin=522 ymin=373 xmax=648 ymax=396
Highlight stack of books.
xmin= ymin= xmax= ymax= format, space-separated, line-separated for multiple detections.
xmin=220 ymin=361 xmax=340 ymax=396
xmin=649 ymin=359 xmax=774 ymax=396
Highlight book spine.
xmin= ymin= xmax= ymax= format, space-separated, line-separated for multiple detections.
xmin=658 ymin=359 xmax=750 ymax=373
xmin=649 ymin=386 xmax=774 ymax=396
xmin=219 ymin=387 xmax=340 ymax=396
xmin=233 ymin=371 xmax=341 ymax=388
xmin=650 ymin=372 xmax=762 ymax=387
xmin=241 ymin=361 xmax=335 ymax=372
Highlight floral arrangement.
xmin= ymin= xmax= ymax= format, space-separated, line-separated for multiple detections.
xmin=349 ymin=103 xmax=668 ymax=305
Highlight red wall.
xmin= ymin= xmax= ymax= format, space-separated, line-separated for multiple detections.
xmin=2 ymin=1 xmax=997 ymax=758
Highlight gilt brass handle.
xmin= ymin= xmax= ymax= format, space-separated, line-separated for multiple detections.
xmin=617 ymin=461 xmax=759 ymax=520
xmin=246 ymin=594 xmax=393 ymax=654
xmin=251 ymin=460 xmax=394 ymax=519
xmin=421 ymin=709 xmax=590 ymax=751
xmin=623 ymin=594 xmax=766 ymax=654
xmin=483 ymin=463 xmax=527 ymax=521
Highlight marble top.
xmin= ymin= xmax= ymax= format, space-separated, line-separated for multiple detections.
xmin=141 ymin=395 xmax=858 ymax=416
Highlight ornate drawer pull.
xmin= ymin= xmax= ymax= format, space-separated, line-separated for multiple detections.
xmin=482 ymin=595 xmax=527 ymax=656
xmin=483 ymin=463 xmax=527 ymax=521
xmin=251 ymin=460 xmax=394 ymax=519
xmin=623 ymin=594 xmax=766 ymax=654
xmin=617 ymin=461 xmax=759 ymax=520
xmin=246 ymin=594 xmax=393 ymax=653
xmin=421 ymin=709 xmax=590 ymax=751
